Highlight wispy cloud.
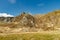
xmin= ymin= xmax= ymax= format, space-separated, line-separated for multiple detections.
xmin=37 ymin=3 xmax=44 ymax=7
xmin=0 ymin=13 xmax=14 ymax=17
xmin=8 ymin=0 xmax=16 ymax=4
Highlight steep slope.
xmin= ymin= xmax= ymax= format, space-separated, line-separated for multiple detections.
xmin=36 ymin=10 xmax=60 ymax=30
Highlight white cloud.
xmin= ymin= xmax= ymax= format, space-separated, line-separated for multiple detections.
xmin=8 ymin=0 xmax=16 ymax=4
xmin=0 ymin=13 xmax=14 ymax=17
xmin=37 ymin=3 xmax=44 ymax=7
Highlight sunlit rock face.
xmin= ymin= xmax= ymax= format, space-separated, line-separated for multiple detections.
xmin=13 ymin=13 xmax=35 ymax=27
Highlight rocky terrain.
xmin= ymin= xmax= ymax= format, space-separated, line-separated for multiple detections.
xmin=0 ymin=10 xmax=60 ymax=33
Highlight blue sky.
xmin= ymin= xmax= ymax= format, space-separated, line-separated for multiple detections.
xmin=0 ymin=0 xmax=60 ymax=16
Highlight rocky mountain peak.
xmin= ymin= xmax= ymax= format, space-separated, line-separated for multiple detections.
xmin=13 ymin=12 xmax=35 ymax=27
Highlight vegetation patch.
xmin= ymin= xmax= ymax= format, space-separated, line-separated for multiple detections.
xmin=0 ymin=32 xmax=60 ymax=40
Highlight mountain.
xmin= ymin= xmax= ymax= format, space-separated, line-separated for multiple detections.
xmin=12 ymin=10 xmax=60 ymax=31
xmin=0 ymin=10 xmax=60 ymax=33
xmin=0 ymin=17 xmax=14 ymax=23
xmin=13 ymin=12 xmax=36 ymax=27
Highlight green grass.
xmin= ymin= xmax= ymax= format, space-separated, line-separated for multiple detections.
xmin=0 ymin=32 xmax=60 ymax=40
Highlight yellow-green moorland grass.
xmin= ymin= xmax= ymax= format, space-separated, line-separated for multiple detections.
xmin=0 ymin=32 xmax=60 ymax=40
